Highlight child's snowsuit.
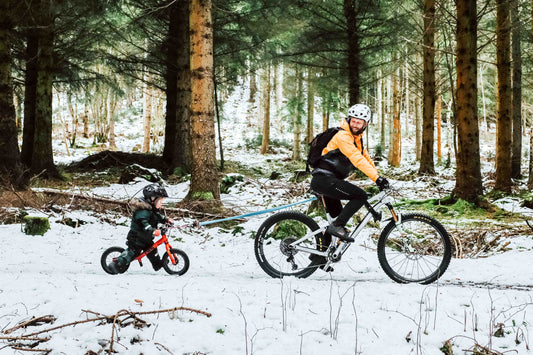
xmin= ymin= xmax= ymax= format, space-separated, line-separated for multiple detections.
xmin=114 ymin=198 xmax=170 ymax=272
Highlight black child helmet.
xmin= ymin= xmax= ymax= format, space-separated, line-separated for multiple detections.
xmin=142 ymin=184 xmax=169 ymax=203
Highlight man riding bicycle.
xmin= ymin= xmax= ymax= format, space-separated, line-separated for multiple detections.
xmin=310 ymin=104 xmax=390 ymax=247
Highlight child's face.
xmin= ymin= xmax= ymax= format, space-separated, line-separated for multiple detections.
xmin=154 ymin=198 xmax=165 ymax=209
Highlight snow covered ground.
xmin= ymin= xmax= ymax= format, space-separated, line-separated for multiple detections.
xmin=2 ymin=84 xmax=533 ymax=354
xmin=0 ymin=198 xmax=532 ymax=354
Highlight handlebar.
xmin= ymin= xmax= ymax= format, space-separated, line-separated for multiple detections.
xmin=159 ymin=220 xmax=200 ymax=234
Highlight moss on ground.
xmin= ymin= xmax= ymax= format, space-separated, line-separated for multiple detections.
xmin=395 ymin=196 xmax=523 ymax=223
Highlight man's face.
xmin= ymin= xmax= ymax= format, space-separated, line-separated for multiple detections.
xmin=349 ymin=117 xmax=367 ymax=134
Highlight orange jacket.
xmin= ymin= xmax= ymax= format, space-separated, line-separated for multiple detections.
xmin=321 ymin=119 xmax=379 ymax=182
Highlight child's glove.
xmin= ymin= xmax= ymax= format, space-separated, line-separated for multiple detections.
xmin=154 ymin=229 xmax=161 ymax=236
xmin=168 ymin=218 xmax=174 ymax=225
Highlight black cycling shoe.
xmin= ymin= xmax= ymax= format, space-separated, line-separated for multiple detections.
xmin=309 ymin=254 xmax=334 ymax=272
xmin=309 ymin=254 xmax=326 ymax=264
xmin=325 ymin=224 xmax=354 ymax=242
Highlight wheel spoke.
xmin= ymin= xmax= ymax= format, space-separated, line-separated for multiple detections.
xmin=378 ymin=214 xmax=451 ymax=284
xmin=254 ymin=212 xmax=321 ymax=278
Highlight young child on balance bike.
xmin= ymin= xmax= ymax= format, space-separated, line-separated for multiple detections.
xmin=108 ymin=183 xmax=174 ymax=274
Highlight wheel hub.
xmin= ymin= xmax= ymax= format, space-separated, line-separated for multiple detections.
xmin=280 ymin=237 xmax=297 ymax=256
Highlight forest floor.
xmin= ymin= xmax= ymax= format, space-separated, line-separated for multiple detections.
xmin=1 ymin=141 xmax=533 ymax=354
xmin=1 ymin=84 xmax=533 ymax=354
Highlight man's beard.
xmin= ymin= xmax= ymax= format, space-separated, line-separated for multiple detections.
xmin=351 ymin=126 xmax=366 ymax=135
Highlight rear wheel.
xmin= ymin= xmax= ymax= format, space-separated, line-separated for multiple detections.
xmin=254 ymin=211 xmax=326 ymax=278
xmin=377 ymin=213 xmax=452 ymax=284
xmin=162 ymin=248 xmax=190 ymax=275
xmin=101 ymin=246 xmax=129 ymax=274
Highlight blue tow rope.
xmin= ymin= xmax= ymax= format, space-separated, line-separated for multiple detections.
xmin=198 ymin=197 xmax=318 ymax=226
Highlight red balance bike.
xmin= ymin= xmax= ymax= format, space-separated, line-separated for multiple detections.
xmin=101 ymin=223 xmax=190 ymax=275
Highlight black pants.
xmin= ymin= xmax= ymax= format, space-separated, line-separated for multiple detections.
xmin=310 ymin=173 xmax=368 ymax=226
xmin=124 ymin=231 xmax=163 ymax=270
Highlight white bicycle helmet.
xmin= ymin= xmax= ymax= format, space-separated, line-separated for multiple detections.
xmin=347 ymin=104 xmax=371 ymax=123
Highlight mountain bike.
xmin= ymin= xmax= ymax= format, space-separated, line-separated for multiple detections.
xmin=254 ymin=188 xmax=452 ymax=284
xmin=101 ymin=223 xmax=190 ymax=275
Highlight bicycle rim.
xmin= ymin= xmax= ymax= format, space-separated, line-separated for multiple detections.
xmin=254 ymin=211 xmax=325 ymax=278
xmin=378 ymin=213 xmax=451 ymax=284
xmin=162 ymin=248 xmax=190 ymax=275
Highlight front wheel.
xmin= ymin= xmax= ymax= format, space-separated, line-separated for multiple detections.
xmin=254 ymin=211 xmax=327 ymax=279
xmin=377 ymin=213 xmax=452 ymax=284
xmin=162 ymin=248 xmax=190 ymax=275
xmin=101 ymin=246 xmax=129 ymax=274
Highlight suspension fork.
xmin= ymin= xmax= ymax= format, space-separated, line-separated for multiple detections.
xmin=386 ymin=202 xmax=406 ymax=235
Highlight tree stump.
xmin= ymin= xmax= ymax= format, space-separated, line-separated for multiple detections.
xmin=23 ymin=216 xmax=50 ymax=236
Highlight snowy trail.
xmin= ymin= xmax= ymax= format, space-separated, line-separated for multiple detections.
xmin=1 ymin=219 xmax=532 ymax=354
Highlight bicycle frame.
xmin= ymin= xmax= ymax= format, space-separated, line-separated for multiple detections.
xmin=288 ymin=189 xmax=400 ymax=262
xmin=133 ymin=230 xmax=177 ymax=266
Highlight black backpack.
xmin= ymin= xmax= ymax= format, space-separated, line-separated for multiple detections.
xmin=306 ymin=127 xmax=341 ymax=172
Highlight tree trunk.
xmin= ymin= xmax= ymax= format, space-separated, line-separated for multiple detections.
xmin=67 ymin=93 xmax=78 ymax=147
xmin=292 ymin=66 xmax=303 ymax=161
xmin=511 ymin=0 xmax=522 ymax=179
xmin=249 ymin=70 xmax=257 ymax=103
xmin=13 ymin=91 xmax=21 ymax=130
xmin=530 ymin=0 xmax=533 ymax=188
xmin=404 ymin=56 xmax=410 ymax=138
xmin=108 ymin=90 xmax=117 ymax=150
xmin=436 ymin=94 xmax=442 ymax=163
xmin=163 ymin=0 xmax=191 ymax=170
xmin=419 ymin=0 xmax=435 ymax=175
xmin=453 ymin=0 xmax=482 ymax=201
xmin=495 ymin=0 xmax=512 ymax=193
xmin=31 ymin=0 xmax=58 ymax=178
xmin=378 ymin=70 xmax=385 ymax=149
xmin=142 ymin=77 xmax=152 ymax=153
xmin=415 ymin=96 xmax=421 ymax=161
xmin=260 ymin=65 xmax=271 ymax=155
xmin=527 ymin=125 xmax=533 ymax=190
xmin=390 ymin=67 xmax=401 ymax=167
xmin=21 ymin=26 xmax=39 ymax=167
xmin=275 ymin=63 xmax=282 ymax=110
xmin=306 ymin=68 xmax=314 ymax=143
xmin=344 ymin=0 xmax=360 ymax=104
xmin=0 ymin=4 xmax=25 ymax=188
xmin=189 ymin=0 xmax=220 ymax=201
xmin=82 ymin=106 xmax=89 ymax=138
xmin=480 ymin=64 xmax=488 ymax=132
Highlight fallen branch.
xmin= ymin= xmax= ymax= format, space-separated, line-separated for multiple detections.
xmin=22 ymin=316 xmax=108 ymax=337
xmin=15 ymin=306 xmax=212 ymax=353
xmin=37 ymin=188 xmax=226 ymax=219
xmin=10 ymin=347 xmax=51 ymax=353
xmin=3 ymin=315 xmax=56 ymax=334
xmin=0 ymin=335 xmax=50 ymax=342
xmin=132 ymin=306 xmax=212 ymax=318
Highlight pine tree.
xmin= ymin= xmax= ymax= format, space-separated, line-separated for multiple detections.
xmin=495 ymin=0 xmax=512 ymax=193
xmin=260 ymin=64 xmax=271 ymax=155
xmin=453 ymin=0 xmax=482 ymax=201
xmin=188 ymin=0 xmax=220 ymax=202
xmin=419 ymin=0 xmax=436 ymax=175
xmin=163 ymin=0 xmax=192 ymax=170
xmin=31 ymin=0 xmax=59 ymax=178
xmin=511 ymin=0 xmax=522 ymax=179
xmin=0 ymin=0 xmax=26 ymax=188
